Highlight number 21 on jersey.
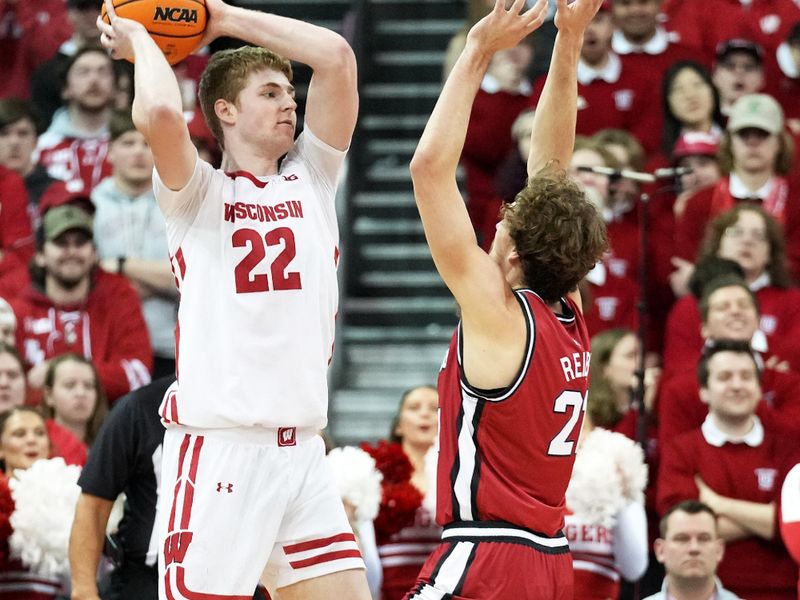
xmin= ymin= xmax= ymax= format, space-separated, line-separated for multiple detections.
xmin=547 ymin=389 xmax=587 ymax=457
xmin=232 ymin=227 xmax=302 ymax=294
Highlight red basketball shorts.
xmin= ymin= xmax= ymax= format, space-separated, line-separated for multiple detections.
xmin=403 ymin=521 xmax=574 ymax=600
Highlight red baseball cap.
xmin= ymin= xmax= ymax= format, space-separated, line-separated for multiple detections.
xmin=38 ymin=180 xmax=95 ymax=217
xmin=672 ymin=131 xmax=720 ymax=160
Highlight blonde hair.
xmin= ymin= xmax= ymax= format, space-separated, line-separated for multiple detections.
xmin=199 ymin=46 xmax=293 ymax=149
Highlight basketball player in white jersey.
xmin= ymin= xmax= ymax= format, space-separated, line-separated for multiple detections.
xmin=97 ymin=1 xmax=371 ymax=599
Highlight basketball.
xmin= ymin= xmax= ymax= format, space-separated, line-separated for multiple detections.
xmin=101 ymin=0 xmax=207 ymax=65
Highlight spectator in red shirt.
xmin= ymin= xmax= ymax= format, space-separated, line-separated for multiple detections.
xmin=29 ymin=0 xmax=104 ymax=129
xmin=712 ymin=40 xmax=766 ymax=121
xmin=36 ymin=46 xmax=115 ymax=194
xmin=586 ymin=328 xmax=659 ymax=435
xmin=675 ymin=94 xmax=798 ymax=269
xmin=657 ymin=340 xmax=797 ymax=600
xmin=0 ymin=0 xmax=71 ymax=100
xmin=532 ymin=2 xmax=655 ymax=150
xmin=659 ymin=274 xmax=800 ymax=448
xmin=11 ymin=204 xmax=152 ymax=403
xmin=661 ymin=61 xmax=724 ymax=157
xmin=610 ymin=0 xmax=699 ymax=153
xmin=664 ymin=0 xmax=800 ymax=67
xmin=0 ymin=165 xmax=33 ymax=275
xmin=0 ymin=343 xmax=86 ymax=466
xmin=670 ymin=132 xmax=722 ymax=223
xmin=42 ymin=353 xmax=107 ymax=450
xmin=0 ymin=98 xmax=62 ymax=227
xmin=462 ymin=35 xmax=533 ymax=248
xmin=665 ymin=206 xmax=800 ymax=376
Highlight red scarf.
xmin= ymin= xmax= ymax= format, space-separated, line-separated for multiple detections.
xmin=710 ymin=176 xmax=790 ymax=222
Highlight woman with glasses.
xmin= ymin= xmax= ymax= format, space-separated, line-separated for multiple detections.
xmin=664 ymin=204 xmax=800 ymax=378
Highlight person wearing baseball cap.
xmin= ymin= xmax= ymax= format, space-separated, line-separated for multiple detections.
xmin=712 ymin=39 xmax=766 ymax=117
xmin=671 ymin=131 xmax=722 ymax=213
xmin=10 ymin=201 xmax=153 ymax=403
xmin=672 ymin=93 xmax=798 ymax=273
xmin=39 ymin=204 xmax=94 ymax=245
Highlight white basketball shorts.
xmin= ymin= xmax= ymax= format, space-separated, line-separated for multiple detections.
xmin=156 ymin=425 xmax=364 ymax=599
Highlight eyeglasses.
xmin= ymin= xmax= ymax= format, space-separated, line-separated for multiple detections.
xmin=723 ymin=226 xmax=768 ymax=242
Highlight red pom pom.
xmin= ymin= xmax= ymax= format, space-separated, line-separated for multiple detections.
xmin=360 ymin=440 xmax=413 ymax=484
xmin=361 ymin=441 xmax=424 ymax=541
xmin=0 ymin=474 xmax=16 ymax=569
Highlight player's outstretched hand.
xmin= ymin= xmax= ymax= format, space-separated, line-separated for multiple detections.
xmin=96 ymin=0 xmax=149 ymax=62
xmin=466 ymin=0 xmax=548 ymax=55
xmin=554 ymin=0 xmax=604 ymax=37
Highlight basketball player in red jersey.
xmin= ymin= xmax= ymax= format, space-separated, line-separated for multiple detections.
xmin=406 ymin=0 xmax=608 ymax=598
xmin=97 ymin=1 xmax=370 ymax=599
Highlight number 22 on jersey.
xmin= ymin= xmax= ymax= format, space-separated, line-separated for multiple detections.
xmin=232 ymin=227 xmax=302 ymax=294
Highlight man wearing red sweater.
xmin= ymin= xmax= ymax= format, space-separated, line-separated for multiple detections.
xmin=532 ymin=2 xmax=657 ymax=152
xmin=11 ymin=204 xmax=152 ymax=402
xmin=659 ymin=275 xmax=800 ymax=448
xmin=657 ymin=340 xmax=797 ymax=600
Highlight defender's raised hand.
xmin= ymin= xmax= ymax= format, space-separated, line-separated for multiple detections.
xmin=554 ymin=0 xmax=605 ymax=37
xmin=466 ymin=0 xmax=548 ymax=55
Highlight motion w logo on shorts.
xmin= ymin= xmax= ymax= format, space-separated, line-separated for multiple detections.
xmin=164 ymin=531 xmax=194 ymax=567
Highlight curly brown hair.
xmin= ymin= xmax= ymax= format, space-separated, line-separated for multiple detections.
xmin=503 ymin=168 xmax=608 ymax=303
xmin=199 ymin=46 xmax=293 ymax=149
xmin=699 ymin=204 xmax=792 ymax=288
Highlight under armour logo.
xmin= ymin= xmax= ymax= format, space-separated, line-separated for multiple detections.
xmin=216 ymin=482 xmax=233 ymax=493
xmin=278 ymin=427 xmax=296 ymax=447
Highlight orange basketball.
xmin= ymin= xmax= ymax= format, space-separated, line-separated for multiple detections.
xmin=101 ymin=0 xmax=207 ymax=65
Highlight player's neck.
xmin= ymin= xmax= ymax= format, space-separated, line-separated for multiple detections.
xmin=221 ymin=143 xmax=281 ymax=177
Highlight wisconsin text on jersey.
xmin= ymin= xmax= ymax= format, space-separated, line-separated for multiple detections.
xmin=560 ymin=351 xmax=591 ymax=383
xmin=223 ymin=199 xmax=304 ymax=223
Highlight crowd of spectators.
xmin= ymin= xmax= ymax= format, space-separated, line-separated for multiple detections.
xmin=0 ymin=0 xmax=799 ymax=598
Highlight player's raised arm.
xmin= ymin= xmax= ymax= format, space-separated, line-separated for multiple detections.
xmin=201 ymin=0 xmax=357 ymax=151
xmin=409 ymin=0 xmax=547 ymax=307
xmin=96 ymin=0 xmax=196 ymax=194
xmin=527 ymin=0 xmax=603 ymax=176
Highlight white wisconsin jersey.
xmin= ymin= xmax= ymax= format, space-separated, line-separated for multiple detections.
xmin=153 ymin=129 xmax=345 ymax=429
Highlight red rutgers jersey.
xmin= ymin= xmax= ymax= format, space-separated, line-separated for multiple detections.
xmin=436 ymin=289 xmax=591 ymax=537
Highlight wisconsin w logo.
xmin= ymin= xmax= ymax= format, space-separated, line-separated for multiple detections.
xmin=164 ymin=531 xmax=193 ymax=567
xmin=153 ymin=6 xmax=198 ymax=22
